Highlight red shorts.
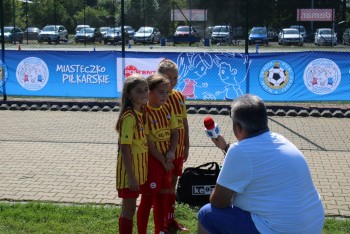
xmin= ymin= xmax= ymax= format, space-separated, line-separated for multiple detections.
xmin=172 ymin=157 xmax=184 ymax=177
xmin=142 ymin=155 xmax=172 ymax=194
xmin=117 ymin=183 xmax=149 ymax=198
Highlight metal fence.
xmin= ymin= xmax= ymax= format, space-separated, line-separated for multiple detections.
xmin=1 ymin=0 xmax=350 ymax=53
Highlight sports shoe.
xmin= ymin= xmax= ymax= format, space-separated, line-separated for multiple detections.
xmin=167 ymin=219 xmax=189 ymax=232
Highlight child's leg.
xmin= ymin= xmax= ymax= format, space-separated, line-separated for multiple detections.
xmin=166 ymin=174 xmax=178 ymax=221
xmin=153 ymin=191 xmax=168 ymax=233
xmin=119 ymin=198 xmax=137 ymax=234
xmin=137 ymin=194 xmax=153 ymax=234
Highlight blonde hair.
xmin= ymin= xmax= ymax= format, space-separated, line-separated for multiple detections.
xmin=157 ymin=59 xmax=178 ymax=74
xmin=116 ymin=74 xmax=147 ymax=132
xmin=147 ymin=73 xmax=170 ymax=91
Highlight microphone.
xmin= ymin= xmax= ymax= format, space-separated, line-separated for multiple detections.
xmin=204 ymin=116 xmax=220 ymax=139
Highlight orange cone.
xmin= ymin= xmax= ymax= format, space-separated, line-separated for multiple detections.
xmin=18 ymin=44 xmax=21 ymax=51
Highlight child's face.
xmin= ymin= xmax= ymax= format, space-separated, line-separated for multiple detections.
xmin=148 ymin=83 xmax=170 ymax=107
xmin=129 ymin=82 xmax=149 ymax=111
xmin=163 ymin=70 xmax=178 ymax=90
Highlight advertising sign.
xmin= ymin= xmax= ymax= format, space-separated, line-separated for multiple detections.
xmin=297 ymin=9 xmax=335 ymax=21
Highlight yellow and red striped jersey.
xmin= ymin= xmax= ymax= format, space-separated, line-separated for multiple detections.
xmin=166 ymin=89 xmax=187 ymax=159
xmin=116 ymin=109 xmax=148 ymax=189
xmin=146 ymin=103 xmax=178 ymax=155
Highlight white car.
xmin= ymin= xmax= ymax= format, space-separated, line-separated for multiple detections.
xmin=278 ymin=28 xmax=303 ymax=46
xmin=133 ymin=27 xmax=161 ymax=44
xmin=314 ymin=28 xmax=337 ymax=46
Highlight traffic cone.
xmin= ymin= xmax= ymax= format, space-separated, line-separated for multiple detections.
xmin=18 ymin=44 xmax=21 ymax=51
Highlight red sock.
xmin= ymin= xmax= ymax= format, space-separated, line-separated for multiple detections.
xmin=137 ymin=194 xmax=153 ymax=234
xmin=118 ymin=216 xmax=133 ymax=234
xmin=167 ymin=193 xmax=176 ymax=221
xmin=153 ymin=193 xmax=167 ymax=233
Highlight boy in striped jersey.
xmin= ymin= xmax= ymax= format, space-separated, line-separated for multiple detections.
xmin=158 ymin=59 xmax=190 ymax=232
xmin=137 ymin=74 xmax=179 ymax=233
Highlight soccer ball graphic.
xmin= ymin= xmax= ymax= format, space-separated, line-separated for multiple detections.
xmin=267 ymin=62 xmax=286 ymax=87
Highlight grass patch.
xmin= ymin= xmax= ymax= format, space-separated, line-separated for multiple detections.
xmin=0 ymin=202 xmax=349 ymax=233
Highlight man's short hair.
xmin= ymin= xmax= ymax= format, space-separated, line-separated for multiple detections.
xmin=230 ymin=94 xmax=268 ymax=134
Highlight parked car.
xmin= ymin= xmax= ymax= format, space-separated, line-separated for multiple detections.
xmin=122 ymin=25 xmax=135 ymax=38
xmin=75 ymin=25 xmax=90 ymax=34
xmin=38 ymin=25 xmax=68 ymax=44
xmin=278 ymin=28 xmax=303 ymax=46
xmin=342 ymin=28 xmax=350 ymax=45
xmin=133 ymin=27 xmax=161 ymax=44
xmin=0 ymin=26 xmax=23 ymax=43
xmin=24 ymin=27 xmax=40 ymax=40
xmin=173 ymin=26 xmax=200 ymax=43
xmin=290 ymin=25 xmax=307 ymax=41
xmin=314 ymin=28 xmax=337 ymax=46
xmin=103 ymin=27 xmax=128 ymax=44
xmin=75 ymin=27 xmax=103 ymax=43
xmin=248 ymin=27 xmax=268 ymax=45
xmin=211 ymin=25 xmax=233 ymax=44
xmin=99 ymin=27 xmax=110 ymax=36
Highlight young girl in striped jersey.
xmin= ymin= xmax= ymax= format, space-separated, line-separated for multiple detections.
xmin=116 ymin=74 xmax=149 ymax=234
xmin=137 ymin=73 xmax=179 ymax=234
xmin=158 ymin=59 xmax=190 ymax=232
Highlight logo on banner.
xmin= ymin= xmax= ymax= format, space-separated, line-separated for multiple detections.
xmin=124 ymin=65 xmax=155 ymax=77
xmin=303 ymin=58 xmax=341 ymax=95
xmin=0 ymin=60 xmax=9 ymax=88
xmin=16 ymin=57 xmax=49 ymax=91
xmin=259 ymin=60 xmax=294 ymax=94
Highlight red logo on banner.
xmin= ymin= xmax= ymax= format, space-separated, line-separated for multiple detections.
xmin=124 ymin=65 xmax=156 ymax=78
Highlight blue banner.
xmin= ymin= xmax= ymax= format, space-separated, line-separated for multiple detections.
xmin=1 ymin=50 xmax=350 ymax=101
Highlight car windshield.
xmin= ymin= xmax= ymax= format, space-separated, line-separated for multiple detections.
xmin=213 ymin=26 xmax=229 ymax=32
xmin=251 ymin=28 xmax=267 ymax=34
xmin=284 ymin=29 xmax=299 ymax=34
xmin=320 ymin=29 xmax=332 ymax=35
xmin=108 ymin=28 xmax=121 ymax=33
xmin=138 ymin=28 xmax=152 ymax=33
xmin=291 ymin=26 xmax=305 ymax=32
xmin=4 ymin=27 xmax=13 ymax=33
xmin=81 ymin=28 xmax=94 ymax=33
xmin=26 ymin=27 xmax=38 ymax=32
xmin=43 ymin=26 xmax=58 ymax=31
xmin=177 ymin=27 xmax=191 ymax=32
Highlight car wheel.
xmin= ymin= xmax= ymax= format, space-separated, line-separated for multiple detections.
xmin=55 ymin=37 xmax=60 ymax=44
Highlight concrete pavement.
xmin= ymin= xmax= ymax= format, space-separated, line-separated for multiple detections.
xmin=0 ymin=108 xmax=349 ymax=218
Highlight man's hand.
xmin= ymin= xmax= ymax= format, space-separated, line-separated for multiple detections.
xmin=211 ymin=135 xmax=227 ymax=151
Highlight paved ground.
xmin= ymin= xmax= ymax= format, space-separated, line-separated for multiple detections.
xmin=0 ymin=109 xmax=349 ymax=218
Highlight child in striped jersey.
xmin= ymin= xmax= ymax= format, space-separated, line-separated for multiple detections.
xmin=158 ymin=59 xmax=190 ymax=232
xmin=115 ymin=74 xmax=149 ymax=234
xmin=137 ymin=73 xmax=179 ymax=234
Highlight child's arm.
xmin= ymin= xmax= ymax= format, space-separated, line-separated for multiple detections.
xmin=120 ymin=144 xmax=139 ymax=191
xmin=147 ymin=137 xmax=173 ymax=172
xmin=166 ymin=128 xmax=179 ymax=162
xmin=183 ymin=118 xmax=190 ymax=162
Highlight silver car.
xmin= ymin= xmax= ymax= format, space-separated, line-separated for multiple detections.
xmin=278 ymin=28 xmax=303 ymax=46
xmin=38 ymin=25 xmax=68 ymax=44
xmin=133 ymin=27 xmax=161 ymax=44
xmin=314 ymin=28 xmax=337 ymax=46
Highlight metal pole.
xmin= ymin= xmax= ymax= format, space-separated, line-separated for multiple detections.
xmin=245 ymin=0 xmax=250 ymax=94
xmin=26 ymin=0 xmax=29 ymax=45
xmin=1 ymin=0 xmax=7 ymax=100
xmin=84 ymin=0 xmax=86 ymax=46
xmin=12 ymin=0 xmax=16 ymax=45
xmin=121 ymin=0 xmax=125 ymax=52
